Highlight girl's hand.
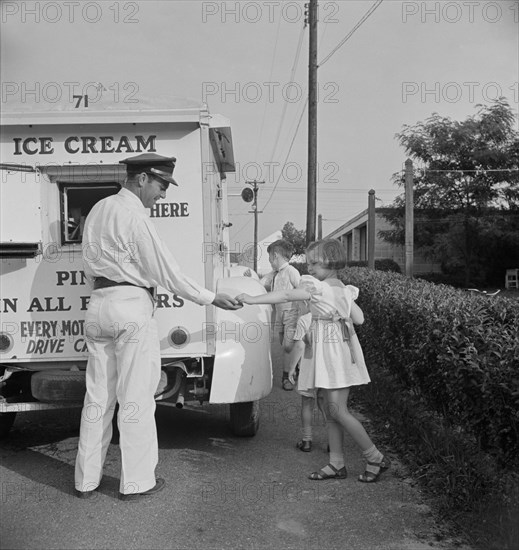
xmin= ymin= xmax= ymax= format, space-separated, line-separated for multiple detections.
xmin=236 ymin=293 xmax=253 ymax=304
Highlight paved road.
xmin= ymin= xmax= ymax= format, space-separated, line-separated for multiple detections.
xmin=0 ymin=344 xmax=471 ymax=550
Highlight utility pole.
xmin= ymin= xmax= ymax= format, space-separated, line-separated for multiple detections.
xmin=306 ymin=0 xmax=318 ymax=245
xmin=245 ymin=179 xmax=265 ymax=273
xmin=404 ymin=159 xmax=414 ymax=277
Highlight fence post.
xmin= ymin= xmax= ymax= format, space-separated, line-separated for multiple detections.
xmin=405 ymin=159 xmax=414 ymax=277
xmin=368 ymin=189 xmax=375 ymax=269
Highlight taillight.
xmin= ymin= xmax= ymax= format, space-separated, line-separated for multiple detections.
xmin=168 ymin=327 xmax=189 ymax=348
xmin=0 ymin=332 xmax=14 ymax=354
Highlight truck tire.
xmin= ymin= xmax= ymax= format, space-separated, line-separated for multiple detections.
xmin=0 ymin=412 xmax=16 ymax=438
xmin=31 ymin=370 xmax=86 ymax=403
xmin=229 ymin=400 xmax=259 ymax=437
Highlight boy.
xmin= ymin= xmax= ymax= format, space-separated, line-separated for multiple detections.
xmin=261 ymin=240 xmax=301 ymax=390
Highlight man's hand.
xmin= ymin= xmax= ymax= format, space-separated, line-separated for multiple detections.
xmin=212 ymin=293 xmax=243 ymax=310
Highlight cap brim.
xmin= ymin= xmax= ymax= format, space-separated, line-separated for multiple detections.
xmin=157 ymin=176 xmax=178 ymax=187
xmin=150 ymin=167 xmax=178 ymax=186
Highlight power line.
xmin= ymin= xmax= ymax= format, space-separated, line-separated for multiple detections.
xmin=233 ymin=23 xmax=306 ymax=241
xmin=395 ymin=167 xmax=519 ymax=174
xmin=318 ymin=0 xmax=384 ymax=67
xmin=232 ymin=98 xmax=309 ymax=241
xmin=263 ymin=99 xmax=308 ymax=212
xmin=269 ymin=24 xmax=306 ymax=162
xmin=419 ymin=169 xmax=519 ymax=173
xmin=230 ymin=212 xmax=253 ymax=240
xmin=229 ymin=187 xmax=398 ymax=193
xmin=254 ymin=14 xmax=282 ymax=161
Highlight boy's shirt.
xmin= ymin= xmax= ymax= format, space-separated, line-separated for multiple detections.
xmin=261 ymin=261 xmax=301 ymax=324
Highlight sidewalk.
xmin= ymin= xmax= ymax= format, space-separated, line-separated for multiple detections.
xmin=267 ymin=340 xmax=474 ymax=550
xmin=0 ymin=344 xmax=476 ymax=550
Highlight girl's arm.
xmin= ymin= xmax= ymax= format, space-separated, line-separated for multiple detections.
xmin=236 ymin=288 xmax=311 ymax=305
xmin=286 ymin=340 xmax=304 ymax=384
xmin=350 ymin=301 xmax=364 ymax=325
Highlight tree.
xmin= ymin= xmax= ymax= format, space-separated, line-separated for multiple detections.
xmin=380 ymin=99 xmax=519 ymax=286
xmin=281 ymin=222 xmax=307 ymax=256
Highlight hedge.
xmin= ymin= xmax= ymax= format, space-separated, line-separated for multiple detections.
xmin=291 ymin=258 xmax=402 ymax=276
xmin=339 ymin=267 xmax=519 ymax=463
xmin=346 ymin=259 xmax=402 ymax=273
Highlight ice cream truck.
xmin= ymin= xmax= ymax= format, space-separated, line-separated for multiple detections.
xmin=0 ymin=98 xmax=272 ymax=438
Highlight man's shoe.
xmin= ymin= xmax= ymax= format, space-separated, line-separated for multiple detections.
xmin=75 ymin=489 xmax=96 ymax=500
xmin=119 ymin=478 xmax=165 ymax=501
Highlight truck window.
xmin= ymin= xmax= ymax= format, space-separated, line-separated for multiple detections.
xmin=60 ymin=183 xmax=120 ymax=244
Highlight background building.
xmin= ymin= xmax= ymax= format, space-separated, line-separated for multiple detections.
xmin=325 ymin=207 xmax=441 ymax=275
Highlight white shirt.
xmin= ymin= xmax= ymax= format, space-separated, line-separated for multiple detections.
xmin=261 ymin=261 xmax=301 ymax=321
xmin=82 ymin=188 xmax=215 ymax=305
xmin=261 ymin=261 xmax=301 ymax=294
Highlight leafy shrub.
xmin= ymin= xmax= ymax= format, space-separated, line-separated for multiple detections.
xmin=416 ymin=271 xmax=465 ymax=287
xmin=340 ymin=266 xmax=519 ymax=462
xmin=416 ymin=272 xmax=453 ymax=285
xmin=340 ymin=266 xmax=519 ymax=548
xmin=354 ymin=368 xmax=519 ymax=550
xmin=347 ymin=259 xmax=402 ymax=272
xmin=292 ymin=259 xmax=401 ymax=275
xmin=347 ymin=260 xmax=368 ymax=268
xmin=374 ymin=258 xmax=401 ymax=273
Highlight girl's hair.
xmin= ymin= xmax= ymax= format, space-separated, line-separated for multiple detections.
xmin=306 ymin=239 xmax=347 ymax=270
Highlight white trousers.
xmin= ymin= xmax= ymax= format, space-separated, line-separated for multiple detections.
xmin=75 ymin=286 xmax=161 ymax=495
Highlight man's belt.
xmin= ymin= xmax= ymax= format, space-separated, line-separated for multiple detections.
xmin=93 ymin=276 xmax=155 ymax=298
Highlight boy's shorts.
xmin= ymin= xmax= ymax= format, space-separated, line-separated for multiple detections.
xmin=297 ymin=387 xmax=317 ymax=398
xmin=278 ymin=309 xmax=297 ymax=345
xmin=293 ymin=312 xmax=312 ymax=341
xmin=292 ymin=312 xmax=315 ymax=397
xmin=283 ymin=311 xmax=312 ymax=344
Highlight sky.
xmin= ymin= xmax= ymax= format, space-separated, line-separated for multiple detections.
xmin=1 ymin=0 xmax=518 ymax=249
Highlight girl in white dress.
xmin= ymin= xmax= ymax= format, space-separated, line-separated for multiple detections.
xmin=237 ymin=239 xmax=390 ymax=482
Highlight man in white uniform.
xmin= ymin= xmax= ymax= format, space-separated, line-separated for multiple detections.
xmin=75 ymin=153 xmax=241 ymax=501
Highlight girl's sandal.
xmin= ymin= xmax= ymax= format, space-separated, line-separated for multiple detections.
xmin=358 ymin=455 xmax=391 ymax=483
xmin=308 ymin=463 xmax=347 ymax=480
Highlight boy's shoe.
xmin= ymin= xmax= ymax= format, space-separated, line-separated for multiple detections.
xmin=296 ymin=439 xmax=312 ymax=452
xmin=282 ymin=378 xmax=294 ymax=391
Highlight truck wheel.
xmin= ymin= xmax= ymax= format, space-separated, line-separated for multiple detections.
xmin=0 ymin=412 xmax=16 ymax=438
xmin=229 ymin=401 xmax=259 ymax=437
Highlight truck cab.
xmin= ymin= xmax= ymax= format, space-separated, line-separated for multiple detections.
xmin=0 ymin=99 xmax=272 ymax=438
